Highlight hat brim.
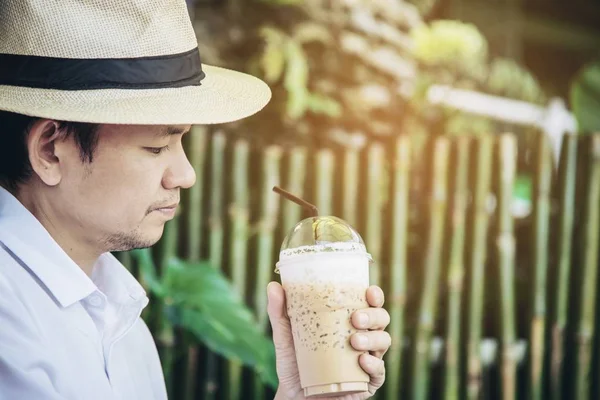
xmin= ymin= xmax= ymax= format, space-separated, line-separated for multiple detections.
xmin=0 ymin=65 xmax=271 ymax=125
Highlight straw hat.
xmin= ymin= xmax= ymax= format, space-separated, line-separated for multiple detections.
xmin=0 ymin=0 xmax=271 ymax=125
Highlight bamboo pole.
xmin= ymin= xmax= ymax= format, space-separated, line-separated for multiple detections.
xmin=466 ymin=136 xmax=493 ymax=400
xmin=529 ymin=133 xmax=553 ymax=400
xmin=204 ymin=131 xmax=227 ymax=400
xmin=497 ymin=134 xmax=518 ymax=400
xmin=551 ymin=134 xmax=578 ymax=400
xmin=229 ymin=139 xmax=250 ymax=298
xmin=365 ymin=143 xmax=385 ymax=287
xmin=444 ymin=137 xmax=471 ymax=400
xmin=575 ymin=135 xmax=600 ymax=400
xmin=209 ymin=131 xmax=226 ymax=270
xmin=226 ymin=140 xmax=250 ymax=400
xmin=183 ymin=126 xmax=208 ymax=400
xmin=186 ymin=125 xmax=208 ymax=261
xmin=253 ymin=146 xmax=282 ymax=399
xmin=314 ymin=149 xmax=334 ymax=216
xmin=282 ymin=147 xmax=307 ymax=233
xmin=343 ymin=147 xmax=360 ymax=227
xmin=385 ymin=135 xmax=410 ymax=400
xmin=412 ymin=137 xmax=450 ymax=400
xmin=158 ymin=216 xmax=180 ymax=398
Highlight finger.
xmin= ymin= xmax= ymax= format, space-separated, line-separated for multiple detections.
xmin=366 ymin=285 xmax=385 ymax=308
xmin=351 ymin=308 xmax=390 ymax=330
xmin=267 ymin=282 xmax=292 ymax=349
xmin=360 ymin=353 xmax=386 ymax=393
xmin=266 ymin=282 xmax=303 ymax=392
xmin=350 ymin=331 xmax=392 ymax=357
xmin=267 ymin=281 xmax=286 ymax=318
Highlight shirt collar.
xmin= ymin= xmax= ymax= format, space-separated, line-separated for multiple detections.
xmin=0 ymin=187 xmax=146 ymax=308
xmin=92 ymin=252 xmax=147 ymax=305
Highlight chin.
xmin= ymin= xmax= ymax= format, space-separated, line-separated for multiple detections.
xmin=104 ymin=225 xmax=165 ymax=252
xmin=133 ymin=231 xmax=164 ymax=250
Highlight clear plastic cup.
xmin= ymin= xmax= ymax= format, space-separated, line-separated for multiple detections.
xmin=276 ymin=216 xmax=372 ymax=397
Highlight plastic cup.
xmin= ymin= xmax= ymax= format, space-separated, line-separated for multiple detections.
xmin=276 ymin=216 xmax=372 ymax=397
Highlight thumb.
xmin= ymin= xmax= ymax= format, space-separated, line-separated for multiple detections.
xmin=267 ymin=281 xmax=287 ymax=321
xmin=267 ymin=281 xmax=293 ymax=349
xmin=267 ymin=282 xmax=301 ymax=395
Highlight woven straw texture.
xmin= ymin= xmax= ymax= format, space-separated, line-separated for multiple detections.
xmin=0 ymin=0 xmax=271 ymax=124
xmin=0 ymin=0 xmax=197 ymax=58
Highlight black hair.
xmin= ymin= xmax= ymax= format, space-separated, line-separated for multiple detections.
xmin=0 ymin=110 xmax=100 ymax=193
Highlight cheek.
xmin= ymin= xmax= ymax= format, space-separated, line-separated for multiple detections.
xmin=61 ymin=147 xmax=165 ymax=225
xmin=68 ymin=172 xmax=153 ymax=226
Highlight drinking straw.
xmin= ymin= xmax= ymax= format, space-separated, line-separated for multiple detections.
xmin=273 ymin=185 xmax=319 ymax=217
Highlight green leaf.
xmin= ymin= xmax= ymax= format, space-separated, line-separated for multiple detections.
xmin=411 ymin=20 xmax=488 ymax=76
xmin=286 ymin=87 xmax=309 ymax=119
xmin=514 ymin=174 xmax=532 ymax=202
xmin=488 ymin=58 xmax=545 ymax=104
xmin=512 ymin=174 xmax=532 ymax=218
xmin=259 ymin=26 xmax=287 ymax=83
xmin=306 ymin=93 xmax=342 ymax=117
xmin=261 ymin=43 xmax=286 ymax=83
xmin=292 ymin=22 xmax=333 ymax=45
xmin=162 ymin=258 xmax=279 ymax=389
xmin=570 ymin=61 xmax=600 ymax=134
xmin=163 ymin=258 xmax=237 ymax=302
xmin=284 ymin=41 xmax=310 ymax=119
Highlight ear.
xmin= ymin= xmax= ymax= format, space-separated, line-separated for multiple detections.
xmin=27 ymin=119 xmax=66 ymax=187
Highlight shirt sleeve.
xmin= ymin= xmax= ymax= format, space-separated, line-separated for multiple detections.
xmin=0 ymin=274 xmax=65 ymax=400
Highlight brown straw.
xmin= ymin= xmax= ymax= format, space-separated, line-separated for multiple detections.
xmin=272 ymin=186 xmax=319 ymax=217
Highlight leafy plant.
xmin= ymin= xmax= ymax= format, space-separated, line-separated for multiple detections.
xmin=411 ymin=20 xmax=488 ymax=80
xmin=131 ymin=248 xmax=278 ymax=389
xmin=570 ymin=61 xmax=600 ymax=133
xmin=487 ymin=58 xmax=546 ymax=104
xmin=259 ymin=25 xmax=341 ymax=120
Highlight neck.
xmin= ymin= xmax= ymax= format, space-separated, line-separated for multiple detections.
xmin=17 ymin=187 xmax=100 ymax=276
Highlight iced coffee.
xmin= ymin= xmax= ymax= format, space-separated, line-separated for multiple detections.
xmin=276 ymin=216 xmax=372 ymax=397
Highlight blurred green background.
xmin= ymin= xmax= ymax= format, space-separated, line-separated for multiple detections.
xmin=114 ymin=0 xmax=600 ymax=399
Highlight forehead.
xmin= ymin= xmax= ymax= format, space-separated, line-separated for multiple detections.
xmin=97 ymin=124 xmax=192 ymax=141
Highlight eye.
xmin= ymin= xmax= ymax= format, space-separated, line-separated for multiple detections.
xmin=146 ymin=145 xmax=170 ymax=155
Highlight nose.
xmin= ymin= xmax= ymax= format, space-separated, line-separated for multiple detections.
xmin=162 ymin=146 xmax=196 ymax=190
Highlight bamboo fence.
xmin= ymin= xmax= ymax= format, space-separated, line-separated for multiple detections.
xmin=118 ymin=131 xmax=600 ymax=400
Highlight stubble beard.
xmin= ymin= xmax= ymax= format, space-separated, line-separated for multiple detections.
xmin=101 ymin=229 xmax=159 ymax=252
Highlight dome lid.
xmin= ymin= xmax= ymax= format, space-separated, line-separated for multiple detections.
xmin=279 ymin=216 xmax=372 ymax=262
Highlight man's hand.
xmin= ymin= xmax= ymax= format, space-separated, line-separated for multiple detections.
xmin=267 ymin=282 xmax=391 ymax=400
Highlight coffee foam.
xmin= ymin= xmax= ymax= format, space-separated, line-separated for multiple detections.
xmin=277 ymin=251 xmax=370 ymax=285
xmin=277 ymin=247 xmax=371 ymax=395
xmin=279 ymin=242 xmax=370 ymax=259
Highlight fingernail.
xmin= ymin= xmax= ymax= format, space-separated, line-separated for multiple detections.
xmin=357 ymin=334 xmax=368 ymax=347
xmin=358 ymin=312 xmax=369 ymax=327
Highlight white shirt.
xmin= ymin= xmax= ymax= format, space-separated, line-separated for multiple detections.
xmin=0 ymin=187 xmax=168 ymax=400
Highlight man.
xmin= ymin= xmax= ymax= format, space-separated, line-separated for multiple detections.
xmin=0 ymin=1 xmax=391 ymax=399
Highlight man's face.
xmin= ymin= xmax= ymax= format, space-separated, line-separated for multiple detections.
xmin=52 ymin=124 xmax=195 ymax=252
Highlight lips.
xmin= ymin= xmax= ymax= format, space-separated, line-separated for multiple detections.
xmin=149 ymin=202 xmax=179 ymax=216
xmin=152 ymin=204 xmax=178 ymax=219
xmin=157 ymin=204 xmax=178 ymax=210
xmin=153 ymin=201 xmax=179 ymax=210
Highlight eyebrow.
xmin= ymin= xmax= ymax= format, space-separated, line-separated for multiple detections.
xmin=156 ymin=126 xmax=191 ymax=137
